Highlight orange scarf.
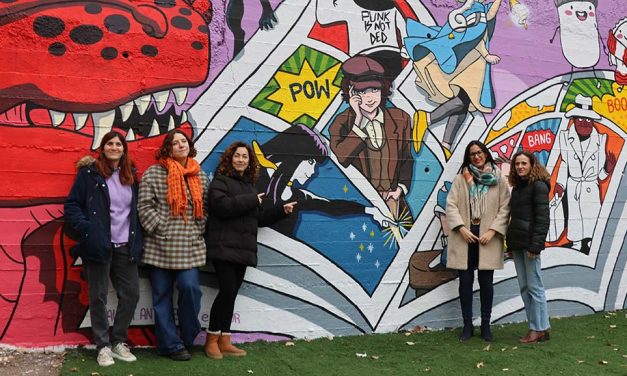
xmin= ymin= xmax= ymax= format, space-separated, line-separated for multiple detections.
xmin=159 ymin=157 xmax=204 ymax=222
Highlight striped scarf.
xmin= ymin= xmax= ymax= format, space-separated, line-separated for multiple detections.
xmin=463 ymin=163 xmax=498 ymax=220
xmin=159 ymin=157 xmax=204 ymax=223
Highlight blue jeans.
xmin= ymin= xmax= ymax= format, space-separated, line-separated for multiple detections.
xmin=149 ymin=267 xmax=202 ymax=355
xmin=512 ymin=250 xmax=550 ymax=331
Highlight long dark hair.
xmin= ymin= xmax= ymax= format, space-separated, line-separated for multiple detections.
xmin=155 ymin=129 xmax=198 ymax=160
xmin=217 ymin=141 xmax=259 ymax=182
xmin=508 ymin=150 xmax=550 ymax=187
xmin=260 ymin=124 xmax=328 ymax=203
xmin=461 ymin=140 xmax=495 ymax=170
xmin=95 ymin=131 xmax=135 ymax=185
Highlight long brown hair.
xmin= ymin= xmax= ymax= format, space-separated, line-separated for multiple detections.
xmin=508 ymin=150 xmax=550 ymax=188
xmin=95 ymin=131 xmax=135 ymax=185
xmin=217 ymin=141 xmax=259 ymax=182
xmin=155 ymin=129 xmax=198 ymax=161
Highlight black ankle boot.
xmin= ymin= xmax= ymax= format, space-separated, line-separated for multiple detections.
xmin=480 ymin=320 xmax=493 ymax=342
xmin=459 ymin=320 xmax=474 ymax=342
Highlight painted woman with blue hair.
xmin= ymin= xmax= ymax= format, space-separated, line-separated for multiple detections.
xmin=405 ymin=0 xmax=503 ymax=158
xmin=254 ymin=123 xmax=390 ymax=235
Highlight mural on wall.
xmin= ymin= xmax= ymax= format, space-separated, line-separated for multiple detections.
xmin=1 ymin=0 xmax=626 ymax=348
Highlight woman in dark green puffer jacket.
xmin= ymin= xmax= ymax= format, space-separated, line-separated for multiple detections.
xmin=506 ymin=150 xmax=551 ymax=344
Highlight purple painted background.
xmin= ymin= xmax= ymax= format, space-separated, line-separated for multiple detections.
xmin=429 ymin=0 xmax=624 ymax=119
xmin=195 ymin=0 xmax=625 ymax=120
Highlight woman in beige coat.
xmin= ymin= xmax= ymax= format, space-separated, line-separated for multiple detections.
xmin=446 ymin=140 xmax=510 ymax=342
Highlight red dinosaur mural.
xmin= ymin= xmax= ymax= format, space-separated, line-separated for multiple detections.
xmin=0 ymin=0 xmax=212 ymax=346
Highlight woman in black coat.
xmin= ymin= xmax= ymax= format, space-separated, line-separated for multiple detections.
xmin=506 ymin=150 xmax=551 ymax=344
xmin=204 ymin=141 xmax=296 ymax=359
xmin=64 ymin=131 xmax=142 ymax=366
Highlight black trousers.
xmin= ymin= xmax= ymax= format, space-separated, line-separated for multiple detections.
xmin=458 ymin=224 xmax=494 ymax=322
xmin=84 ymin=245 xmax=139 ymax=349
xmin=209 ymin=260 xmax=247 ymax=332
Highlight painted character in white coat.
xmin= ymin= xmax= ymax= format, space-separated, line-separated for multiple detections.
xmin=550 ymin=95 xmax=616 ymax=254
xmin=550 ymin=0 xmax=605 ymax=84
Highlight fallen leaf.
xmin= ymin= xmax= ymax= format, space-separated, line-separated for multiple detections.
xmin=91 ymin=373 xmax=100 ymax=376
xmin=608 ymin=312 xmax=617 ymax=316
xmin=511 ymin=346 xmax=518 ymax=350
xmin=247 ymin=370 xmax=254 ymax=374
xmin=410 ymin=325 xmax=428 ymax=333
xmin=476 ymin=362 xmax=485 ymax=368
xmin=304 ymin=337 xmax=312 ymax=342
xmin=614 ymin=348 xmax=619 ymax=351
xmin=604 ymin=315 xmax=610 ymax=319
xmin=70 ymin=368 xmax=78 ymax=372
xmin=623 ymin=355 xmax=627 ymax=358
xmin=356 ymin=352 xmax=367 ymax=358
xmin=285 ymin=341 xmax=295 ymax=347
xmin=327 ymin=336 xmax=334 ymax=341
xmin=586 ymin=336 xmax=595 ymax=339
xmin=609 ymin=325 xmax=617 ymax=329
xmin=424 ymin=368 xmax=431 ymax=372
xmin=406 ymin=341 xmax=415 ymax=346
xmin=405 ymin=332 xmax=412 ymax=337
xmin=483 ymin=344 xmax=491 ymax=352
xmin=500 ymin=347 xmax=507 ymax=352
xmin=371 ymin=355 xmax=380 ymax=360
xmin=599 ymin=360 xmax=608 ymax=365
xmin=577 ymin=360 xmax=585 ymax=364
xmin=502 ymin=368 xmax=510 ymax=372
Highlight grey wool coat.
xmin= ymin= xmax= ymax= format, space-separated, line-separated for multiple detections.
xmin=138 ymin=164 xmax=209 ymax=270
xmin=445 ymin=173 xmax=511 ymax=270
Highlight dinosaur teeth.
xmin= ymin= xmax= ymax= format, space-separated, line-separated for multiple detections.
xmin=49 ymin=110 xmax=66 ymax=127
xmin=153 ymin=90 xmax=170 ymax=112
xmin=126 ymin=128 xmax=136 ymax=141
xmin=134 ymin=95 xmax=151 ymax=116
xmin=119 ymin=101 xmax=134 ymax=122
xmin=91 ymin=110 xmax=115 ymax=150
xmin=73 ymin=113 xmax=88 ymax=130
xmin=172 ymin=87 xmax=188 ymax=105
xmin=148 ymin=119 xmax=161 ymax=137
xmin=180 ymin=110 xmax=188 ymax=124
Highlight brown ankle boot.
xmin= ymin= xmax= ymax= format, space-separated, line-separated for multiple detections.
xmin=218 ymin=333 xmax=247 ymax=356
xmin=204 ymin=333 xmax=223 ymax=359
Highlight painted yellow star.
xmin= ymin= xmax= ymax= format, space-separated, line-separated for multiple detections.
xmin=359 ymin=243 xmax=365 ymax=252
xmin=267 ymin=59 xmax=341 ymax=123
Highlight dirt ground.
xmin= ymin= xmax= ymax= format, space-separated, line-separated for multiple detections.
xmin=0 ymin=346 xmax=65 ymax=376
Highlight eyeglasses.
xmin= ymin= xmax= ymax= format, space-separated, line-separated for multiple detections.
xmin=470 ymin=151 xmax=484 ymax=158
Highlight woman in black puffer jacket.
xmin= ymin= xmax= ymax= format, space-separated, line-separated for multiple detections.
xmin=506 ymin=150 xmax=551 ymax=344
xmin=204 ymin=141 xmax=296 ymax=359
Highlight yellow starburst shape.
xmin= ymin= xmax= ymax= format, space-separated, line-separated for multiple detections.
xmin=267 ymin=59 xmax=341 ymax=123
xmin=591 ymin=82 xmax=627 ymax=133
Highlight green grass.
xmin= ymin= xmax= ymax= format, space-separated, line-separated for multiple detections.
xmin=61 ymin=310 xmax=626 ymax=375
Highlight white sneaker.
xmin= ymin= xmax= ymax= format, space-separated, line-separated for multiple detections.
xmin=111 ymin=343 xmax=137 ymax=362
xmin=97 ymin=347 xmax=115 ymax=367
